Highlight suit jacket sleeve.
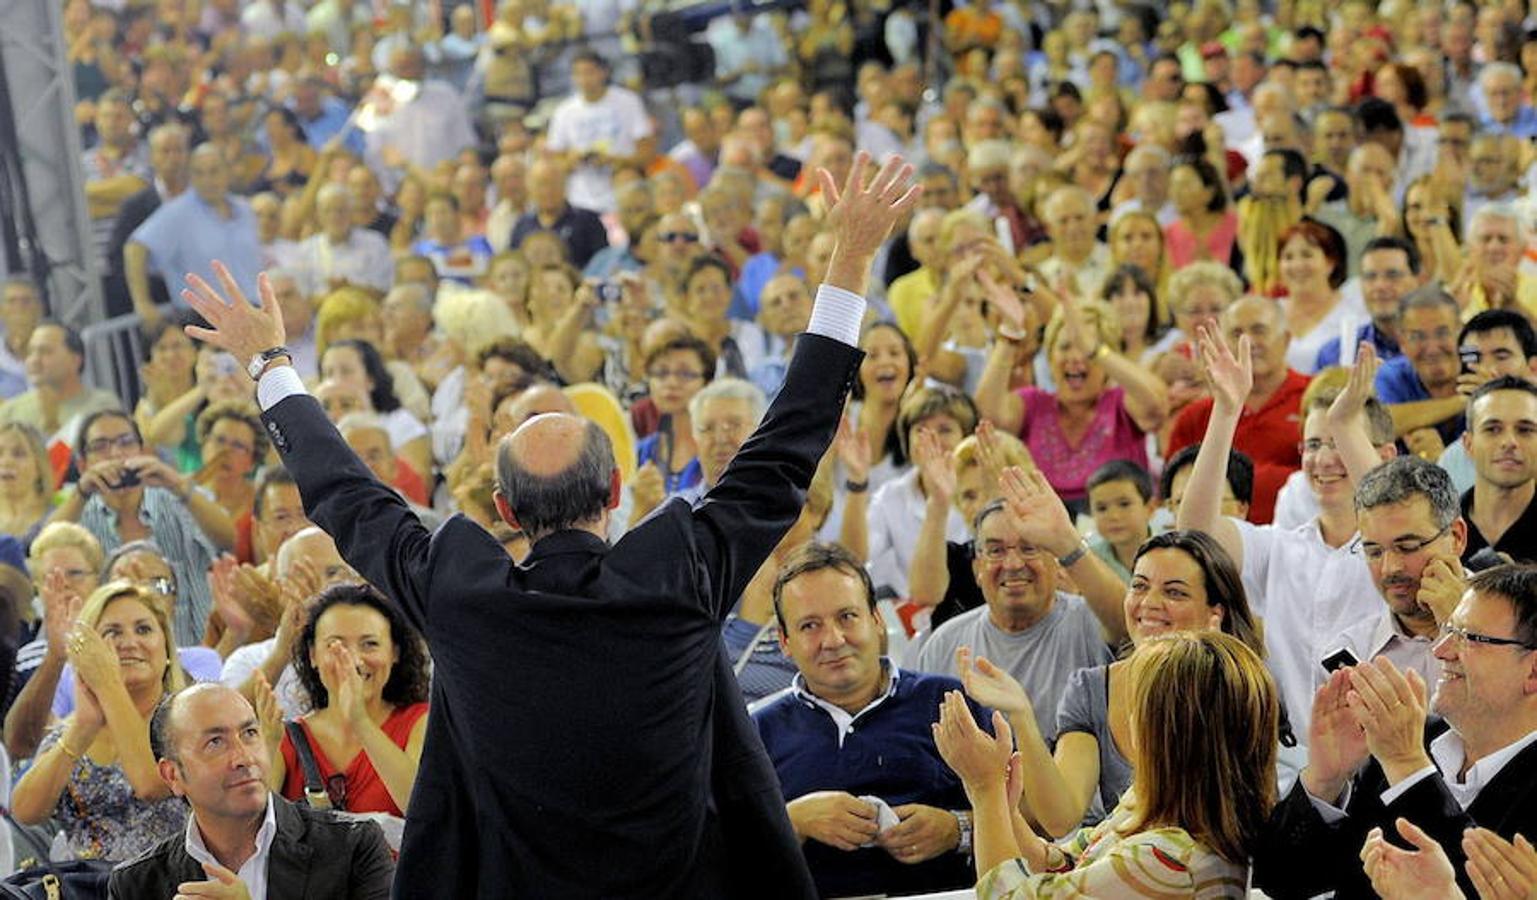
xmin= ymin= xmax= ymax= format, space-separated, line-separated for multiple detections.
xmin=1252 ymin=776 xmax=1379 ymax=899
xmin=684 ymin=332 xmax=862 ymax=618
xmin=261 ymin=395 xmax=438 ymax=635
xmin=346 ymin=818 xmax=397 ymax=900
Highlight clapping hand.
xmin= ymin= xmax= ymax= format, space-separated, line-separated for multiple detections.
xmin=326 ymin=642 xmax=370 ymax=733
xmin=252 ymin=670 xmax=285 ymax=758
xmin=42 ymin=570 xmax=84 ymax=660
xmin=1195 ymin=323 xmax=1251 ymax=417
xmin=1360 ymin=818 xmax=1462 ymax=900
xmin=932 ymin=691 xmax=1012 ymax=797
xmin=1464 ymin=828 xmax=1537 ymax=900
xmin=977 ymin=270 xmax=1028 ymax=336
xmin=912 ymin=427 xmax=955 ymax=508
xmin=1346 ymin=657 xmax=1431 ymax=786
xmin=956 ymin=647 xmax=1033 ymax=718
xmin=1301 ymin=668 xmax=1371 ymax=804
xmin=833 ymin=414 xmax=871 ymax=486
xmin=67 ymin=622 xmax=121 ymax=696
xmin=180 ymin=262 xmax=288 ymax=372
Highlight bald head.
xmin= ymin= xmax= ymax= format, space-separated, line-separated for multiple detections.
xmin=275 ymin=525 xmax=355 ymax=586
xmin=151 ymin=682 xmax=253 ymax=762
xmin=502 ymin=385 xmax=576 ymax=434
xmin=495 ymin=414 xmax=617 ymax=540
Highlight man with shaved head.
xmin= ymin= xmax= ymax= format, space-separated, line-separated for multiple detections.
xmin=183 ymin=152 xmax=923 ymax=898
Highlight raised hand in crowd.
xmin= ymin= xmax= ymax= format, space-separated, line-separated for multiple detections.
xmin=1301 ymin=668 xmax=1372 ymax=805
xmin=181 ymin=262 xmax=288 ymax=369
xmin=1345 ymin=657 xmax=1432 ymax=787
xmin=818 ymin=151 xmax=923 ymax=292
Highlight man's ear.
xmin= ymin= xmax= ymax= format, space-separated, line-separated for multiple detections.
xmin=1377 ymin=442 xmax=1398 ymax=462
xmin=158 ymin=758 xmax=184 ymax=798
xmin=607 ymin=468 xmax=621 ymax=511
xmin=493 ymin=489 xmax=521 ymax=530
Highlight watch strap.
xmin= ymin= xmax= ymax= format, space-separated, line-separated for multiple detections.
xmin=1057 ymin=538 xmax=1090 ymax=568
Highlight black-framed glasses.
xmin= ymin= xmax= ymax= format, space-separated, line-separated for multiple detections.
xmin=1436 ymin=622 xmax=1537 ymax=651
xmin=1355 ymin=523 xmax=1452 ymax=563
xmin=85 ymin=433 xmax=140 ymax=455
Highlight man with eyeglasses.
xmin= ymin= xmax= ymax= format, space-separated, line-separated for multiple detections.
xmin=1374 ymin=286 xmax=1468 ymax=461
xmin=50 ymin=410 xmax=233 ymax=647
xmin=1256 ymin=564 xmax=1537 ymax=899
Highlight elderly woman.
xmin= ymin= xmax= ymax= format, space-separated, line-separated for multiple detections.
xmin=960 ymin=530 xmax=1287 ymax=837
xmin=270 ymin=583 xmax=430 ymax=817
xmin=11 ymin=582 xmax=187 ymax=861
xmin=1277 ymin=219 xmax=1360 ymax=374
xmin=0 ymin=422 xmax=54 ymax=542
xmin=975 ymin=288 xmax=1168 ymax=511
xmin=936 ymin=630 xmax=1279 ymax=898
xmin=1146 ymin=260 xmax=1244 ymax=359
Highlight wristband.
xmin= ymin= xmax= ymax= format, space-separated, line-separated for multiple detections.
xmin=1057 ymin=538 xmax=1090 ymax=568
xmin=844 ymin=478 xmax=870 ymax=494
xmin=953 ymin=810 xmax=973 ymax=856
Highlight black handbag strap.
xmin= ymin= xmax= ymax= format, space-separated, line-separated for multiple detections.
xmin=284 ymin=721 xmax=334 ymax=811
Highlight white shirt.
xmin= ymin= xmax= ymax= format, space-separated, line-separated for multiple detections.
xmin=545 ymin=86 xmax=653 ymax=214
xmin=866 ymin=467 xmax=968 ymax=598
xmin=220 ymin=638 xmax=311 ymax=719
xmin=290 ymin=229 xmax=393 ymax=297
xmin=184 ymin=795 xmax=278 ymax=900
xmin=1235 ymin=517 xmax=1383 ymax=745
xmin=1282 ymin=291 xmax=1368 ymax=376
xmin=1382 ymin=728 xmax=1537 ymax=809
xmin=1329 ymin=607 xmax=1442 ymax=696
xmin=1272 ymin=468 xmax=1321 ymax=530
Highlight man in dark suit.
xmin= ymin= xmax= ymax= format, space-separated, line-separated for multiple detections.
xmin=1254 ymin=564 xmax=1537 ymax=899
xmin=109 ymin=683 xmax=394 ymax=899
xmin=179 ymin=153 xmax=922 ymax=898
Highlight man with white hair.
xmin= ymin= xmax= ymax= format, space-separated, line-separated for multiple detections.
xmin=1464 ymin=133 xmax=1524 ymax=224
xmin=1459 ymin=204 xmax=1537 ymax=320
xmin=962 ymin=140 xmax=1029 ymax=250
xmin=1037 ymin=185 xmax=1111 ymax=297
xmin=1478 ymin=61 xmax=1537 ymax=139
xmin=265 ymin=270 xmax=318 ymax=378
xmin=678 ymin=378 xmax=767 ymax=504
xmin=1110 ymin=144 xmax=1175 ymax=225
xmin=289 ymin=183 xmax=392 ymax=296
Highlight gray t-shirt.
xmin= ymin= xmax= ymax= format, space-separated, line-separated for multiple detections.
xmin=914 ymin=594 xmax=1113 ymax=744
xmin=1055 ymin=663 xmax=1130 ymax=827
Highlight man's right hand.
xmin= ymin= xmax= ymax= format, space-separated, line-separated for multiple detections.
xmin=1195 ymin=323 xmax=1252 ymax=419
xmin=180 ymin=261 xmax=288 ymax=373
xmin=1301 ymin=668 xmax=1371 ymax=804
xmin=787 ymin=791 xmax=881 ymax=851
xmin=819 ymin=153 xmax=922 ymax=288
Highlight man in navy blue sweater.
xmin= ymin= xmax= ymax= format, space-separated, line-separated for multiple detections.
xmin=753 ymin=542 xmax=987 ymax=898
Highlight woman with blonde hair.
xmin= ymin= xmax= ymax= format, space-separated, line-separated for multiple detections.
xmin=1108 ymin=210 xmax=1170 ymax=299
xmin=936 ymin=629 xmax=1279 ymax=898
xmin=11 ymin=582 xmax=188 ymax=860
xmin=0 ymin=421 xmax=55 ymax=542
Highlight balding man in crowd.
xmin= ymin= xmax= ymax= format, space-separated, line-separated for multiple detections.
xmin=105 ymin=122 xmax=190 ymax=317
xmin=508 ymin=157 xmax=609 ymax=269
xmin=1037 ymin=185 xmax=1111 ymax=296
xmin=485 ymin=154 xmax=529 ymax=253
xmin=289 ymin=183 xmax=392 ymax=296
xmin=184 ymin=153 xmax=920 ymax=898
xmin=1479 ymin=61 xmax=1537 ymax=139
xmin=887 ymin=208 xmax=944 ymax=339
xmin=126 ymin=143 xmax=262 ymax=328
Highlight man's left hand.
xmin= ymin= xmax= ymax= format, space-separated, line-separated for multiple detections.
xmin=1346 ymin=657 xmax=1431 ymax=785
xmin=876 ymin=804 xmax=959 ymax=864
xmin=181 ymin=261 xmax=288 ymax=373
xmin=175 ymin=861 xmax=251 ymax=899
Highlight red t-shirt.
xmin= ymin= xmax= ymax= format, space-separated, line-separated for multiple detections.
xmin=1166 ymin=369 xmax=1310 ymax=524
xmin=280 ymin=702 xmax=430 ymax=817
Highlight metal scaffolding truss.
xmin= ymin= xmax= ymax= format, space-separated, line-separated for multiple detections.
xmin=0 ymin=0 xmax=105 ymax=332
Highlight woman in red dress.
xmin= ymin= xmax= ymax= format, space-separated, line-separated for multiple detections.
xmin=271 ymin=583 xmax=430 ymax=817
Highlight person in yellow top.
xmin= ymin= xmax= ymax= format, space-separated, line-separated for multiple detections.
xmin=887 ymin=208 xmax=944 ymax=339
xmin=934 ymin=628 xmax=1279 ymax=899
xmin=1454 ymin=204 xmax=1537 ymax=323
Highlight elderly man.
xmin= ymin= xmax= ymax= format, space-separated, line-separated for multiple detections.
xmin=288 ymin=184 xmax=391 ymax=297
xmin=221 ymin=525 xmax=359 ymax=718
xmin=1479 ymin=62 xmax=1537 ymax=138
xmin=753 ymin=543 xmax=984 ymax=898
xmin=1110 ymin=144 xmax=1174 ymax=226
xmin=1312 ymin=143 xmax=1398 ymax=277
xmin=105 ymin=122 xmax=190 ymax=317
xmin=962 ymin=140 xmax=1030 ymax=250
xmin=1254 ymin=564 xmax=1537 ymax=899
xmin=0 ymin=278 xmax=44 ymax=399
xmin=126 ymin=143 xmax=262 ymax=328
xmin=750 ymin=274 xmax=813 ymax=399
xmin=485 ymin=154 xmax=529 ymax=254
xmin=51 ymin=410 xmax=232 ymax=645
xmin=914 ymin=491 xmax=1122 ymax=745
xmin=107 ymin=683 xmax=394 ymax=899
xmin=508 ymin=157 xmax=608 ymax=269
xmin=1035 ymin=185 xmax=1110 ymax=297
xmin=1465 ymin=134 xmax=1523 ymax=224
xmin=1459 ymin=205 xmax=1537 ymax=320
xmin=886 ymin=208 xmax=944 ymax=339
xmin=1374 ymin=286 xmax=1469 ymax=458
xmin=0 ymin=321 xmax=120 ymax=440
xmin=676 ymin=379 xmax=765 ymax=506
xmin=182 ymin=154 xmax=922 ymax=897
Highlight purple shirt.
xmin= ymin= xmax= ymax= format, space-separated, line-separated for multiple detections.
xmin=1015 ymin=384 xmax=1148 ymax=502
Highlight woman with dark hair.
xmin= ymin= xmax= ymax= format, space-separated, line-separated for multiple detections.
xmin=1277 ymin=218 xmax=1358 ymax=375
xmin=1165 ymin=156 xmax=1237 ymax=269
xmin=955 ymin=529 xmax=1290 ymax=837
xmin=633 ymin=334 xmax=715 ymax=508
xmin=270 ymin=583 xmax=430 ymax=817
xmin=1401 ymin=174 xmax=1464 ymax=285
xmin=1099 ymin=264 xmax=1164 ymax=363
xmin=320 ymin=338 xmax=432 ymax=481
xmin=851 ymin=322 xmax=918 ymax=482
xmin=681 ymin=256 xmax=772 ymax=380
xmin=1375 ymin=62 xmax=1434 ymax=129
xmin=254 ymin=106 xmax=317 ymax=197
xmin=937 ymin=630 xmax=1279 ymax=897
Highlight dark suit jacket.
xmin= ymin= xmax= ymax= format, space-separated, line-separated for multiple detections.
xmin=106 ymin=794 xmax=393 ymax=900
xmin=260 ymin=333 xmax=859 ymax=898
xmin=1253 ymin=727 xmax=1537 ymax=899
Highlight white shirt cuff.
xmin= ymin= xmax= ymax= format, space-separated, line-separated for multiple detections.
xmin=1379 ymin=765 xmax=1438 ymax=807
xmin=1304 ymin=781 xmax=1353 ymax=824
xmin=806 ymin=285 xmax=866 ymax=348
xmin=256 ymin=366 xmax=309 ymax=412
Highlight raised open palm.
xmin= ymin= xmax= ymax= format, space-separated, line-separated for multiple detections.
xmin=1196 ymin=323 xmax=1251 ymax=415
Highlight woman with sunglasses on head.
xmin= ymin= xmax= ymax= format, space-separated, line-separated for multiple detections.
xmin=268 ymin=583 xmax=430 ymax=818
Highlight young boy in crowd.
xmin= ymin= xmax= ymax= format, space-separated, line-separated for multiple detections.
xmin=1085 ymin=460 xmax=1159 ymax=581
xmin=1160 ymin=444 xmax=1255 ymax=522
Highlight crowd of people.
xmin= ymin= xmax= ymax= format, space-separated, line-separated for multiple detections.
xmin=0 ymin=0 xmax=1536 ymax=895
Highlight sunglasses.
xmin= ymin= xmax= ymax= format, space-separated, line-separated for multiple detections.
xmin=659 ymin=231 xmax=700 ymax=244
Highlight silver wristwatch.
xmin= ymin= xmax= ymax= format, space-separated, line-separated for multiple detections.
xmin=247 ymin=346 xmax=291 ymax=379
